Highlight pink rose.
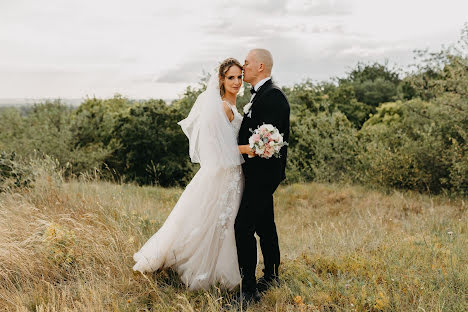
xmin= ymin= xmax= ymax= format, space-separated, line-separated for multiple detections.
xmin=265 ymin=149 xmax=274 ymax=158
xmin=264 ymin=145 xmax=274 ymax=157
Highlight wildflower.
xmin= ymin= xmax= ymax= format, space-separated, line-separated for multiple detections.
xmin=294 ymin=296 xmax=304 ymax=305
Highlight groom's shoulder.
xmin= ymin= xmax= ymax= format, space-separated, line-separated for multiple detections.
xmin=267 ymin=83 xmax=289 ymax=105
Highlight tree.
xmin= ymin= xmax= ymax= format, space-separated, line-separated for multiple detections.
xmin=112 ymin=100 xmax=195 ymax=186
xmin=333 ymin=62 xmax=402 ymax=127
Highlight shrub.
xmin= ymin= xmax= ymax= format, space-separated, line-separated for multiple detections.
xmin=287 ymin=111 xmax=359 ymax=183
xmin=0 ymin=152 xmax=33 ymax=192
xmin=359 ymin=97 xmax=467 ymax=194
xmin=111 ymin=99 xmax=196 ymax=186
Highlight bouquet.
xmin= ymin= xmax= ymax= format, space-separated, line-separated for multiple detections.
xmin=248 ymin=124 xmax=288 ymax=159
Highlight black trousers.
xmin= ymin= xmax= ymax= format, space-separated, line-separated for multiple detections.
xmin=234 ymin=177 xmax=280 ymax=292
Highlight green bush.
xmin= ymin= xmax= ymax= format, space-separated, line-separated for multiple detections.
xmin=70 ymin=95 xmax=132 ymax=175
xmin=287 ymin=111 xmax=359 ymax=183
xmin=328 ymin=83 xmax=374 ymax=128
xmin=358 ymin=96 xmax=467 ymax=195
xmin=0 ymin=152 xmax=33 ymax=192
xmin=0 ymin=107 xmax=26 ymax=153
xmin=111 ymin=99 xmax=196 ymax=186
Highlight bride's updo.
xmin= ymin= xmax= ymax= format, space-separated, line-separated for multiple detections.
xmin=218 ymin=58 xmax=242 ymax=97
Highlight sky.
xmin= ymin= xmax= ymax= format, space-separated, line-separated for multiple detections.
xmin=0 ymin=0 xmax=467 ymax=100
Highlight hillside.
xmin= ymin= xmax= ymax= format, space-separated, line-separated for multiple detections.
xmin=0 ymin=172 xmax=466 ymax=311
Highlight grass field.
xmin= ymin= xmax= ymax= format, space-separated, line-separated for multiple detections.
xmin=0 ymin=171 xmax=467 ymax=311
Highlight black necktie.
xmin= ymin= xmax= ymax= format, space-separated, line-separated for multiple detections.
xmin=250 ymin=87 xmax=256 ymax=95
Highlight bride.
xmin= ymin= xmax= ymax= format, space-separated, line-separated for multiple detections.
xmin=133 ymin=58 xmax=251 ymax=290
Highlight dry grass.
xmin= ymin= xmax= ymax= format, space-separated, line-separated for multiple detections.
xmin=0 ymin=171 xmax=467 ymax=311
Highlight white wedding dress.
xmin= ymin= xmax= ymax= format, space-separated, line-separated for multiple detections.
xmin=133 ymin=72 xmax=244 ymax=290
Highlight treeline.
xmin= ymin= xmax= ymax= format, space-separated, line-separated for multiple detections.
xmin=1 ymin=28 xmax=467 ymax=195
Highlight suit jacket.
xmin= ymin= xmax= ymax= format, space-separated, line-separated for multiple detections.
xmin=238 ymin=79 xmax=290 ymax=190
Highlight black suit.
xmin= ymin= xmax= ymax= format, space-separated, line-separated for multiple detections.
xmin=235 ymin=79 xmax=290 ymax=292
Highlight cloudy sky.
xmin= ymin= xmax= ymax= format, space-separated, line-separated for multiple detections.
xmin=0 ymin=0 xmax=467 ymax=100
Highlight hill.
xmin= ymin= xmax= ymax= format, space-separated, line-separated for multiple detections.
xmin=0 ymin=171 xmax=466 ymax=311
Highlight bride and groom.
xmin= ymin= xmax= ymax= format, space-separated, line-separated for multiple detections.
xmin=133 ymin=49 xmax=290 ymax=304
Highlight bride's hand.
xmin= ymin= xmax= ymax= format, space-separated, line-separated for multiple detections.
xmin=239 ymin=145 xmax=255 ymax=157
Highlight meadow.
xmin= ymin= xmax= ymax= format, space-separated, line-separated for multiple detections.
xmin=0 ymin=168 xmax=466 ymax=311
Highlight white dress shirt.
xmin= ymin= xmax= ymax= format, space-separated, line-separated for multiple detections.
xmin=243 ymin=77 xmax=272 ymax=117
xmin=250 ymin=77 xmax=271 ymax=103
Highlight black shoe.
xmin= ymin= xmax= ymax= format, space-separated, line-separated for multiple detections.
xmin=233 ymin=289 xmax=261 ymax=309
xmin=257 ymin=276 xmax=281 ymax=293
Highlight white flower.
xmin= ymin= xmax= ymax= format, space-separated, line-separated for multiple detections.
xmin=264 ymin=124 xmax=275 ymax=131
xmin=243 ymin=102 xmax=253 ymax=115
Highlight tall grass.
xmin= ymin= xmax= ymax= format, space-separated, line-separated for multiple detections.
xmin=0 ymin=168 xmax=466 ymax=311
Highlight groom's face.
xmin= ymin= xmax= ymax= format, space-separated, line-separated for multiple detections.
xmin=243 ymin=51 xmax=258 ymax=84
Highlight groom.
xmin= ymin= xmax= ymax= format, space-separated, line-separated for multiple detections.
xmin=236 ymin=49 xmax=290 ymax=303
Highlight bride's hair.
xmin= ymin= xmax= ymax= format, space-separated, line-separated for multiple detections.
xmin=218 ymin=58 xmax=242 ymax=97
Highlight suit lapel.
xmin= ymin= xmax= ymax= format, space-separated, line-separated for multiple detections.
xmin=252 ymin=79 xmax=272 ymax=106
xmin=241 ymin=79 xmax=273 ymax=120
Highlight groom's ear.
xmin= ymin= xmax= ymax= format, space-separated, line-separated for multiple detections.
xmin=258 ymin=63 xmax=265 ymax=73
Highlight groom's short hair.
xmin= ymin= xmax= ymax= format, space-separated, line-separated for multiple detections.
xmin=251 ymin=49 xmax=273 ymax=74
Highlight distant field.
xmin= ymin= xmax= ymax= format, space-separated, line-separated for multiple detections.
xmin=0 ymin=173 xmax=466 ymax=311
xmin=0 ymin=98 xmax=175 ymax=107
xmin=0 ymin=98 xmax=83 ymax=107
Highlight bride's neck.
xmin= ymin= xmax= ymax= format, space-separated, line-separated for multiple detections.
xmin=222 ymin=92 xmax=237 ymax=106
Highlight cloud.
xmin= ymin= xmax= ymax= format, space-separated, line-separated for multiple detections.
xmin=0 ymin=0 xmax=466 ymax=98
xmin=213 ymin=0 xmax=287 ymax=15
xmin=214 ymin=0 xmax=351 ymax=17
xmin=287 ymin=0 xmax=352 ymax=16
xmin=155 ymin=61 xmax=216 ymax=83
